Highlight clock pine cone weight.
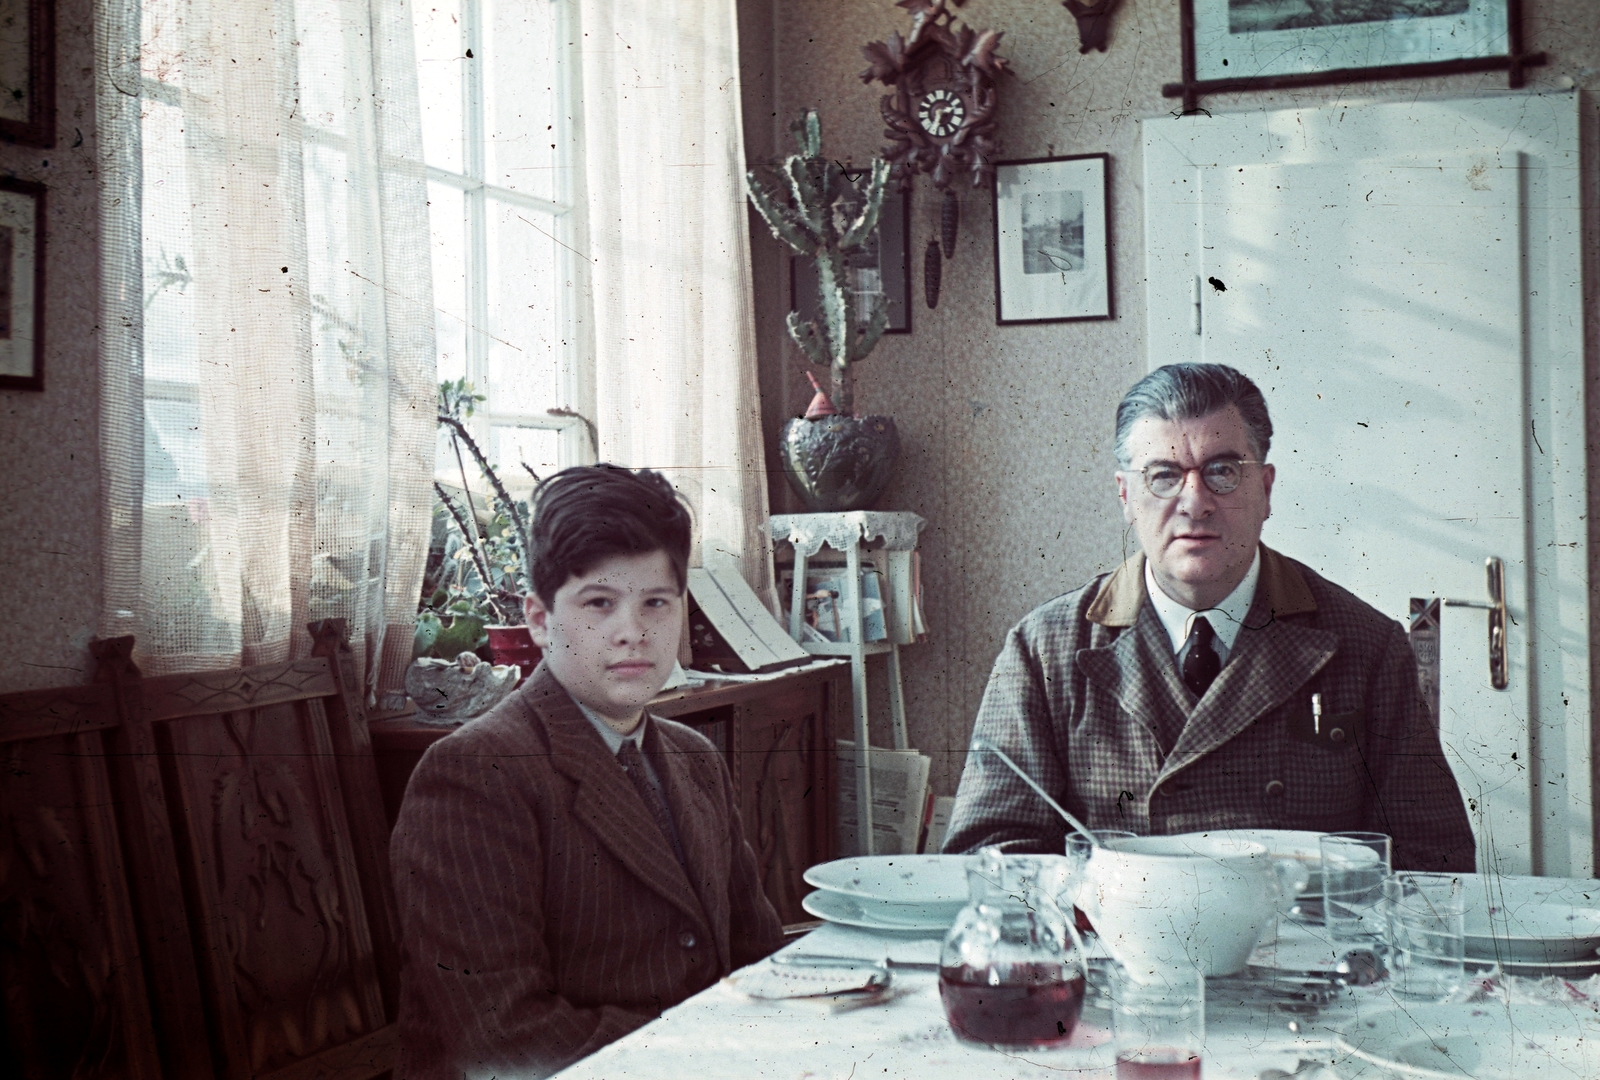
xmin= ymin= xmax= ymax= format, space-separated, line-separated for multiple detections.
xmin=941 ymin=189 xmax=959 ymax=259
xmin=924 ymin=238 xmax=942 ymax=309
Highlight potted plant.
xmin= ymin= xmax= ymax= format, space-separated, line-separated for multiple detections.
xmin=747 ymin=110 xmax=901 ymax=512
xmin=413 ymin=380 xmax=541 ymax=697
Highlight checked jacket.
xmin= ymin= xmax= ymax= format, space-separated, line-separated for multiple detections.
xmin=942 ymin=544 xmax=1476 ymax=873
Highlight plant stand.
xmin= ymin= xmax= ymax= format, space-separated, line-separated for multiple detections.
xmin=769 ymin=511 xmax=926 ymax=854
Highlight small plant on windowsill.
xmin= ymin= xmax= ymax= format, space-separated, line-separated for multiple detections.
xmin=414 ymin=379 xmax=540 ymax=678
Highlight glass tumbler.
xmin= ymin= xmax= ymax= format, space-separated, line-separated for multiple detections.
xmin=1321 ymin=832 xmax=1392 ymax=944
xmin=1385 ymin=872 xmax=1466 ymax=1001
xmin=1112 ymin=963 xmax=1204 ymax=1080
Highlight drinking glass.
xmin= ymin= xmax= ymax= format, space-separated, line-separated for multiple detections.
xmin=1112 ymin=964 xmax=1204 ymax=1080
xmin=1321 ymin=832 xmax=1391 ymax=943
xmin=1065 ymin=829 xmax=1138 ymax=935
xmin=1385 ymin=872 xmax=1466 ymax=1001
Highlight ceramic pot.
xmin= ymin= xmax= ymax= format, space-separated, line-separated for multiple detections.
xmin=778 ymin=414 xmax=900 ymax=512
xmin=485 ymin=624 xmax=540 ymax=684
xmin=1073 ymin=834 xmax=1279 ymax=977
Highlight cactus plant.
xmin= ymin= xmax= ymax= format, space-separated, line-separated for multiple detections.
xmin=746 ymin=110 xmax=892 ymax=417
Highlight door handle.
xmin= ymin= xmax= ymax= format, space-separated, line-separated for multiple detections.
xmin=1442 ymin=557 xmax=1508 ymax=691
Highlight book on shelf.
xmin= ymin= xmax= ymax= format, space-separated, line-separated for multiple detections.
xmin=686 ymin=555 xmax=811 ymax=672
xmin=834 ymin=739 xmax=930 ymax=857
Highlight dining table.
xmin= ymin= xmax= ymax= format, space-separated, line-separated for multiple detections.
xmin=555 ymin=873 xmax=1600 ymax=1080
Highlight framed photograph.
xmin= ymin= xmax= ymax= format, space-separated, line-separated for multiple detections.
xmin=0 ymin=178 xmax=45 ymax=392
xmin=790 ymin=187 xmax=911 ymax=335
xmin=1167 ymin=0 xmax=1538 ymax=108
xmin=0 ymin=0 xmax=55 ymax=148
xmin=991 ymin=154 xmax=1111 ymax=326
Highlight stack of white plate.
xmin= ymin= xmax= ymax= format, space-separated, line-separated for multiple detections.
xmin=1458 ymin=873 xmax=1600 ymax=976
xmin=1338 ymin=1002 xmax=1600 ymax=1078
xmin=801 ymin=855 xmax=970 ymax=934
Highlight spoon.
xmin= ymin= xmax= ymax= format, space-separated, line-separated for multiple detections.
xmin=971 ymin=737 xmax=1099 ymax=848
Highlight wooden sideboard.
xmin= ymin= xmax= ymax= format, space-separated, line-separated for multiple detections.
xmin=369 ymin=660 xmax=849 ymax=925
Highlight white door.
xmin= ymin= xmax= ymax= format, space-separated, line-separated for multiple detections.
xmin=1143 ymin=94 xmax=1588 ymax=877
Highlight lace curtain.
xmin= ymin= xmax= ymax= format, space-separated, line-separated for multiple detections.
xmin=96 ymin=0 xmax=435 ymax=706
xmin=576 ymin=0 xmax=775 ymax=598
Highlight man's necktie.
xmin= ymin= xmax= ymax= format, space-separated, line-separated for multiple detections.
xmin=617 ymin=740 xmax=689 ymax=872
xmin=1179 ymin=615 xmax=1222 ymax=699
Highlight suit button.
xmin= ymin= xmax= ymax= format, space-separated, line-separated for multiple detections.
xmin=1264 ymin=780 xmax=1286 ymax=797
xmin=678 ymin=931 xmax=697 ymax=949
xmin=1329 ymin=727 xmax=1347 ymax=743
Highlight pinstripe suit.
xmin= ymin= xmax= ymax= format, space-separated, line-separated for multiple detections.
xmin=391 ymin=664 xmax=784 ymax=1080
xmin=943 ymin=545 xmax=1475 ymax=873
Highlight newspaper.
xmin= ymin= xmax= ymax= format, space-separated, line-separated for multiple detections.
xmin=922 ymin=796 xmax=956 ymax=854
xmin=835 ymin=740 xmax=930 ymax=857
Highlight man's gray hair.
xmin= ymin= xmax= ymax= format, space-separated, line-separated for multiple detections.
xmin=1114 ymin=363 xmax=1273 ymax=468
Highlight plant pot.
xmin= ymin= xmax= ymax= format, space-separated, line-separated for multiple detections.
xmin=778 ymin=414 xmax=900 ymax=512
xmin=486 ymin=624 xmax=541 ymax=685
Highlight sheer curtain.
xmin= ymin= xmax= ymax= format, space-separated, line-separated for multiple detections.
xmin=96 ymin=0 xmax=435 ymax=707
xmin=575 ymin=0 xmax=775 ymax=596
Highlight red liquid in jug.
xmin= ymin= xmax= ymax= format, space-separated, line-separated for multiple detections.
xmin=939 ymin=964 xmax=1086 ymax=1047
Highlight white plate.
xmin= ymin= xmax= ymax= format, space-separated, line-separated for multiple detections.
xmin=802 ymin=855 xmax=970 ymax=906
xmin=1336 ymin=1003 xmax=1600 ymax=1078
xmin=800 ymin=888 xmax=957 ymax=933
xmin=1196 ymin=828 xmax=1327 ymax=894
xmin=1457 ymin=873 xmax=1600 ymax=963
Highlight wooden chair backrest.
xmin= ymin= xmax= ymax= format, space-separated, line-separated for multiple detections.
xmin=127 ymin=620 xmax=401 ymax=1080
xmin=0 ymin=620 xmax=400 ymax=1080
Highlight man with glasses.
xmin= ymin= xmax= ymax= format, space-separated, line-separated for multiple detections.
xmin=943 ymin=363 xmax=1474 ymax=872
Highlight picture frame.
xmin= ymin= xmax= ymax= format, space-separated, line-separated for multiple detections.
xmin=991 ymin=154 xmax=1112 ymax=326
xmin=0 ymin=178 xmax=45 ymax=392
xmin=790 ymin=187 xmax=911 ymax=336
xmin=1164 ymin=0 xmax=1543 ymax=112
xmin=0 ymin=0 xmax=55 ymax=149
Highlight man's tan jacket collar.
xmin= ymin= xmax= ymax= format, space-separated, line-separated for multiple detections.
xmin=1085 ymin=544 xmax=1317 ymax=627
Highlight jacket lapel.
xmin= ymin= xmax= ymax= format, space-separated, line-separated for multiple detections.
xmin=1076 ymin=600 xmax=1190 ymax=752
xmin=527 ymin=667 xmax=710 ymax=931
xmin=1162 ymin=547 xmax=1337 ymax=778
xmin=649 ymin=722 xmax=729 ymax=960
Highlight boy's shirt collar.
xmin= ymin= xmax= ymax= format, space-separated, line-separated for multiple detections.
xmin=576 ymin=700 xmax=648 ymax=755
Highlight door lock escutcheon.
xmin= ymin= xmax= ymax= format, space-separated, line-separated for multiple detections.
xmin=1441 ymin=557 xmax=1509 ymax=691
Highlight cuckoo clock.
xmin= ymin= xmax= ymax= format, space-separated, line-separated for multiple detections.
xmin=861 ymin=0 xmax=1010 ymax=306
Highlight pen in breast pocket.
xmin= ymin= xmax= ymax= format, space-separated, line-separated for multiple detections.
xmin=1312 ymin=692 xmax=1322 ymax=736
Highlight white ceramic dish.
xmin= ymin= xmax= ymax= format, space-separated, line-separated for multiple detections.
xmin=1336 ymin=1003 xmax=1600 ymax=1078
xmin=1457 ymin=873 xmax=1600 ymax=963
xmin=1198 ymin=828 xmax=1327 ymax=895
xmin=802 ymin=855 xmax=970 ymax=906
xmin=800 ymin=888 xmax=957 ymax=933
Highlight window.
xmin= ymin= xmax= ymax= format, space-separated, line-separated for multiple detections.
xmin=414 ymin=0 xmax=588 ymax=497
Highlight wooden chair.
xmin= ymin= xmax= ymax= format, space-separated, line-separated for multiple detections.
xmin=117 ymin=620 xmax=401 ymax=1080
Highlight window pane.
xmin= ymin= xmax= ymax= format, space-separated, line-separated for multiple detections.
xmin=429 ymin=181 xmax=468 ymax=385
xmin=415 ymin=0 xmax=465 ymax=173
xmin=144 ymin=399 xmax=207 ymax=504
xmin=485 ymin=195 xmax=559 ymax=414
xmin=483 ymin=0 xmax=560 ymax=202
xmin=142 ymin=99 xmax=199 ymax=387
xmin=491 ymin=426 xmax=560 ymax=491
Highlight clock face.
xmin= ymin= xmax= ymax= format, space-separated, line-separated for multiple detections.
xmin=916 ymin=88 xmax=966 ymax=138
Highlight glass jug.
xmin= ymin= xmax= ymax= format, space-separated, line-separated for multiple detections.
xmin=939 ymin=846 xmax=1087 ymax=1047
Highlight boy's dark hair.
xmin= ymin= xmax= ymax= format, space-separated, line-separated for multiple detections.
xmin=527 ymin=464 xmax=693 ymax=606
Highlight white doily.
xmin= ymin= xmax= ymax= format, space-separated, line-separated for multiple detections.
xmin=768 ymin=511 xmax=927 ymax=557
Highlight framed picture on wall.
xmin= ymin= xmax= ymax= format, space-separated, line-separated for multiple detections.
xmin=0 ymin=0 xmax=55 ymax=148
xmin=991 ymin=153 xmax=1112 ymax=325
xmin=0 ymin=178 xmax=45 ymax=392
xmin=1168 ymin=0 xmax=1536 ymax=109
xmin=790 ymin=187 xmax=911 ymax=335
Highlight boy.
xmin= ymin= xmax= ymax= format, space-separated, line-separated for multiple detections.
xmin=391 ymin=465 xmax=785 ymax=1080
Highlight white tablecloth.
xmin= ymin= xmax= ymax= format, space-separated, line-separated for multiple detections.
xmin=553 ymin=920 xmax=1402 ymax=1080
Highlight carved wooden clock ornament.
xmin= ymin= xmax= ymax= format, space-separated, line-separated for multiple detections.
xmin=861 ymin=0 xmax=1010 ymax=308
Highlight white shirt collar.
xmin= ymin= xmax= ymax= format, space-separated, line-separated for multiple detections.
xmin=577 ymin=701 xmax=648 ymax=755
xmin=1144 ymin=547 xmax=1261 ymax=662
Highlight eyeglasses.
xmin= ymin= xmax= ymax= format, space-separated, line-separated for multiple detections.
xmin=1123 ymin=457 xmax=1264 ymax=499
